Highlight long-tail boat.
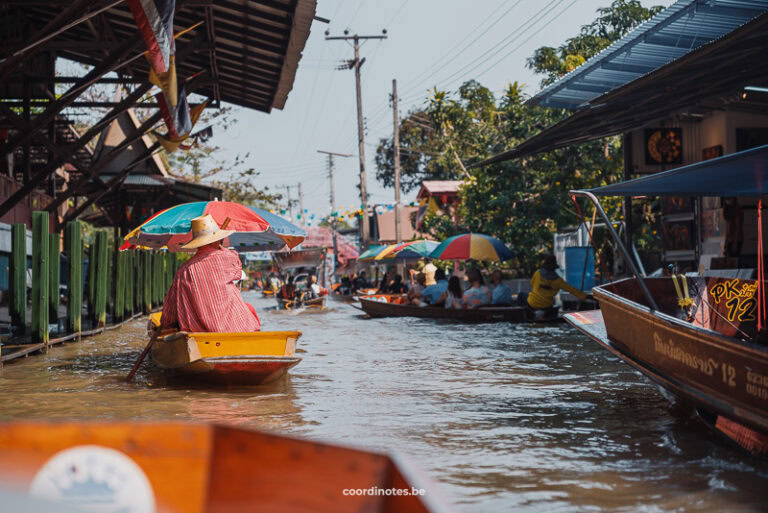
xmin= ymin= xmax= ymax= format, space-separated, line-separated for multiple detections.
xmin=148 ymin=313 xmax=301 ymax=385
xmin=567 ymin=146 xmax=768 ymax=453
xmin=360 ymin=295 xmax=560 ymax=323
xmin=274 ymin=248 xmax=329 ymax=312
xmin=0 ymin=421 xmax=453 ymax=513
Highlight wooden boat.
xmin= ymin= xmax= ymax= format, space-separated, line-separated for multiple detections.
xmin=0 ymin=421 xmax=453 ymax=513
xmin=566 ymin=276 xmax=768 ymax=453
xmin=149 ymin=314 xmax=301 ymax=385
xmin=262 ymin=288 xmax=276 ymax=297
xmin=276 ymin=295 xmax=326 ymax=311
xmin=360 ymin=295 xmax=560 ymax=323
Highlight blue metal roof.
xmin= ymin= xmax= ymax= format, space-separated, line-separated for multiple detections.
xmin=529 ymin=0 xmax=768 ymax=109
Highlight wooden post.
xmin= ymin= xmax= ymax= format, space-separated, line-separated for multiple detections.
xmin=87 ymin=241 xmax=96 ymax=316
xmin=164 ymin=252 xmax=173 ymax=294
xmin=134 ymin=250 xmax=142 ymax=313
xmin=114 ymin=248 xmax=125 ymax=322
xmin=94 ymin=230 xmax=108 ymax=327
xmin=31 ymin=211 xmax=49 ymax=344
xmin=125 ymin=250 xmax=134 ymax=317
xmin=48 ymin=232 xmax=60 ymax=328
xmin=65 ymin=221 xmax=83 ymax=335
xmin=106 ymin=242 xmax=114 ymax=316
xmin=154 ymin=251 xmax=163 ymax=306
xmin=143 ymin=251 xmax=151 ymax=313
xmin=9 ymin=223 xmax=26 ymax=334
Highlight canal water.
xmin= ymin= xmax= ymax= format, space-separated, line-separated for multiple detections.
xmin=1 ymin=291 xmax=767 ymax=512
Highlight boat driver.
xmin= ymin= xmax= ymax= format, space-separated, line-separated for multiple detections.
xmin=519 ymin=254 xmax=586 ymax=312
xmin=161 ymin=215 xmax=261 ymax=333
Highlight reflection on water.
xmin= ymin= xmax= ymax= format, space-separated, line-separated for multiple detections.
xmin=1 ymin=291 xmax=767 ymax=512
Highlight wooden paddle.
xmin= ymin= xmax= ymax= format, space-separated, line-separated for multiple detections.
xmin=125 ymin=328 xmax=159 ymax=382
xmin=125 ymin=217 xmax=233 ymax=382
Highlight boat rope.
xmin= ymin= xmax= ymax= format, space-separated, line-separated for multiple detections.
xmin=686 ymin=279 xmax=751 ymax=340
xmin=671 ymin=274 xmax=694 ymax=309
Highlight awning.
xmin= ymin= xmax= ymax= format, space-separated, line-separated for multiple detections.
xmin=474 ymin=9 xmax=768 ymax=167
xmin=589 ymin=144 xmax=768 ymax=197
xmin=273 ymin=248 xmax=326 ymax=269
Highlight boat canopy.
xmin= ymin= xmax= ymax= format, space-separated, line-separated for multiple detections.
xmin=273 ymin=248 xmax=326 ymax=270
xmin=589 ymin=144 xmax=768 ymax=197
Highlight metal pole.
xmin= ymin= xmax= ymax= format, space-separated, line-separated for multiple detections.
xmin=393 ymin=79 xmax=402 ymax=244
xmin=571 ymin=190 xmax=659 ymax=311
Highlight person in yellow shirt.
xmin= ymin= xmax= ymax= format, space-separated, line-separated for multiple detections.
xmin=522 ymin=254 xmax=587 ymax=310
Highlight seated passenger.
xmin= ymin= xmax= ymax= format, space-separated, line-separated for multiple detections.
xmin=352 ymin=271 xmax=370 ymax=292
xmin=309 ymin=274 xmax=322 ymax=298
xmin=161 ymin=215 xmax=260 ymax=332
xmin=489 ymin=270 xmax=513 ymax=305
xmin=420 ymin=268 xmax=448 ymax=306
xmin=521 ymin=255 xmax=587 ymax=310
xmin=438 ymin=276 xmax=465 ymax=309
xmin=377 ymin=270 xmax=393 ymax=294
xmin=389 ymin=274 xmax=408 ymax=294
xmin=407 ymin=272 xmax=427 ymax=304
xmin=279 ymin=275 xmax=296 ymax=301
xmin=462 ymin=268 xmax=490 ymax=309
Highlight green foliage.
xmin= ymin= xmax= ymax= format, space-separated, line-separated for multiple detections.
xmin=374 ymin=0 xmax=663 ymax=275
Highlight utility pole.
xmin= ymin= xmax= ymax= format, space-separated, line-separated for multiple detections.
xmin=317 ymin=149 xmax=352 ymax=268
xmin=298 ymin=182 xmax=304 ymax=226
xmin=326 ymin=29 xmax=387 ymax=249
xmin=392 ymin=78 xmax=402 ymax=245
xmin=282 ymin=185 xmax=293 ymax=221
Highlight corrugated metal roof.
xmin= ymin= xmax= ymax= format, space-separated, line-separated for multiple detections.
xmin=100 ymin=174 xmax=169 ymax=187
xmin=529 ymin=0 xmax=768 ymax=109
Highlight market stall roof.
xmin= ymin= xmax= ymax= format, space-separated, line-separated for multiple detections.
xmin=529 ymin=0 xmax=768 ymax=110
xmin=273 ymin=248 xmax=326 ymax=269
xmin=16 ymin=0 xmax=317 ymax=112
xmin=474 ymin=10 xmax=768 ymax=167
xmin=588 ymin=143 xmax=768 ymax=197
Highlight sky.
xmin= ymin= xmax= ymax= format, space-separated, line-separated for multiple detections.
xmin=207 ymin=0 xmax=673 ymax=224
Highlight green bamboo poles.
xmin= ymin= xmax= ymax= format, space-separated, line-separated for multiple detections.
xmin=65 ymin=221 xmax=83 ymax=335
xmin=7 ymin=215 xmax=178 ymax=344
xmin=31 ymin=212 xmax=49 ymax=344
xmin=9 ymin=223 xmax=26 ymax=333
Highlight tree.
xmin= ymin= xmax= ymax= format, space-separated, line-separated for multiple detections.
xmin=374 ymin=1 xmax=664 ymax=274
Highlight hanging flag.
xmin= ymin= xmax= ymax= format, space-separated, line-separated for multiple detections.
xmin=154 ymin=82 xmax=208 ymax=152
xmin=127 ymin=0 xmax=177 ymax=103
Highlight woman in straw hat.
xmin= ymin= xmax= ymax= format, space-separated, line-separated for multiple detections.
xmin=161 ymin=215 xmax=261 ymax=332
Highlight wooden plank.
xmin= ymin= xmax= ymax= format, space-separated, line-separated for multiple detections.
xmin=143 ymin=251 xmax=151 ymax=313
xmin=31 ymin=212 xmax=49 ymax=344
xmin=9 ymin=223 xmax=26 ymax=334
xmin=114 ymin=248 xmax=125 ymax=321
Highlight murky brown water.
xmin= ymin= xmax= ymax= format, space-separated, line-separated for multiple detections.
xmin=1 ymin=291 xmax=767 ymax=512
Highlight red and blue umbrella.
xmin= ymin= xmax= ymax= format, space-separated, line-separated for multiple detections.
xmin=123 ymin=201 xmax=305 ymax=252
xmin=429 ymin=233 xmax=514 ymax=262
xmin=374 ymin=239 xmax=440 ymax=260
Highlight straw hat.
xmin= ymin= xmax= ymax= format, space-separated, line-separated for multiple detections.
xmin=180 ymin=214 xmax=235 ymax=249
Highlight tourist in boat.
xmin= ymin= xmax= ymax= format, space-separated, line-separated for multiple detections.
xmin=520 ymin=254 xmax=586 ymax=310
xmin=377 ymin=270 xmax=393 ymax=293
xmin=308 ymin=274 xmax=322 ymax=298
xmin=279 ymin=275 xmax=297 ymax=302
xmin=407 ymin=272 xmax=427 ymax=304
xmin=268 ymin=272 xmax=281 ymax=292
xmin=489 ymin=270 xmax=513 ymax=305
xmin=161 ymin=214 xmax=261 ymax=332
xmin=420 ymin=268 xmax=448 ymax=306
xmin=352 ymin=271 xmax=370 ymax=292
xmin=389 ymin=274 xmax=408 ymax=294
xmin=462 ymin=268 xmax=490 ymax=308
xmin=438 ymin=276 xmax=465 ymax=309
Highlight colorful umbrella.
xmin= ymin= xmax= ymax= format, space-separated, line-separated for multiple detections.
xmin=374 ymin=239 xmax=439 ymax=260
xmin=357 ymin=245 xmax=387 ymax=262
xmin=123 ymin=201 xmax=305 ymax=252
xmin=429 ymin=233 xmax=514 ymax=262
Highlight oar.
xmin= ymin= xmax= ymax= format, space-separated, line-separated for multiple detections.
xmin=125 ymin=216 xmax=233 ymax=382
xmin=126 ymin=329 xmax=159 ymax=382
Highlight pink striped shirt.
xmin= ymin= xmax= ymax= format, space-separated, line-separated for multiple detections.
xmin=161 ymin=246 xmax=260 ymax=332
